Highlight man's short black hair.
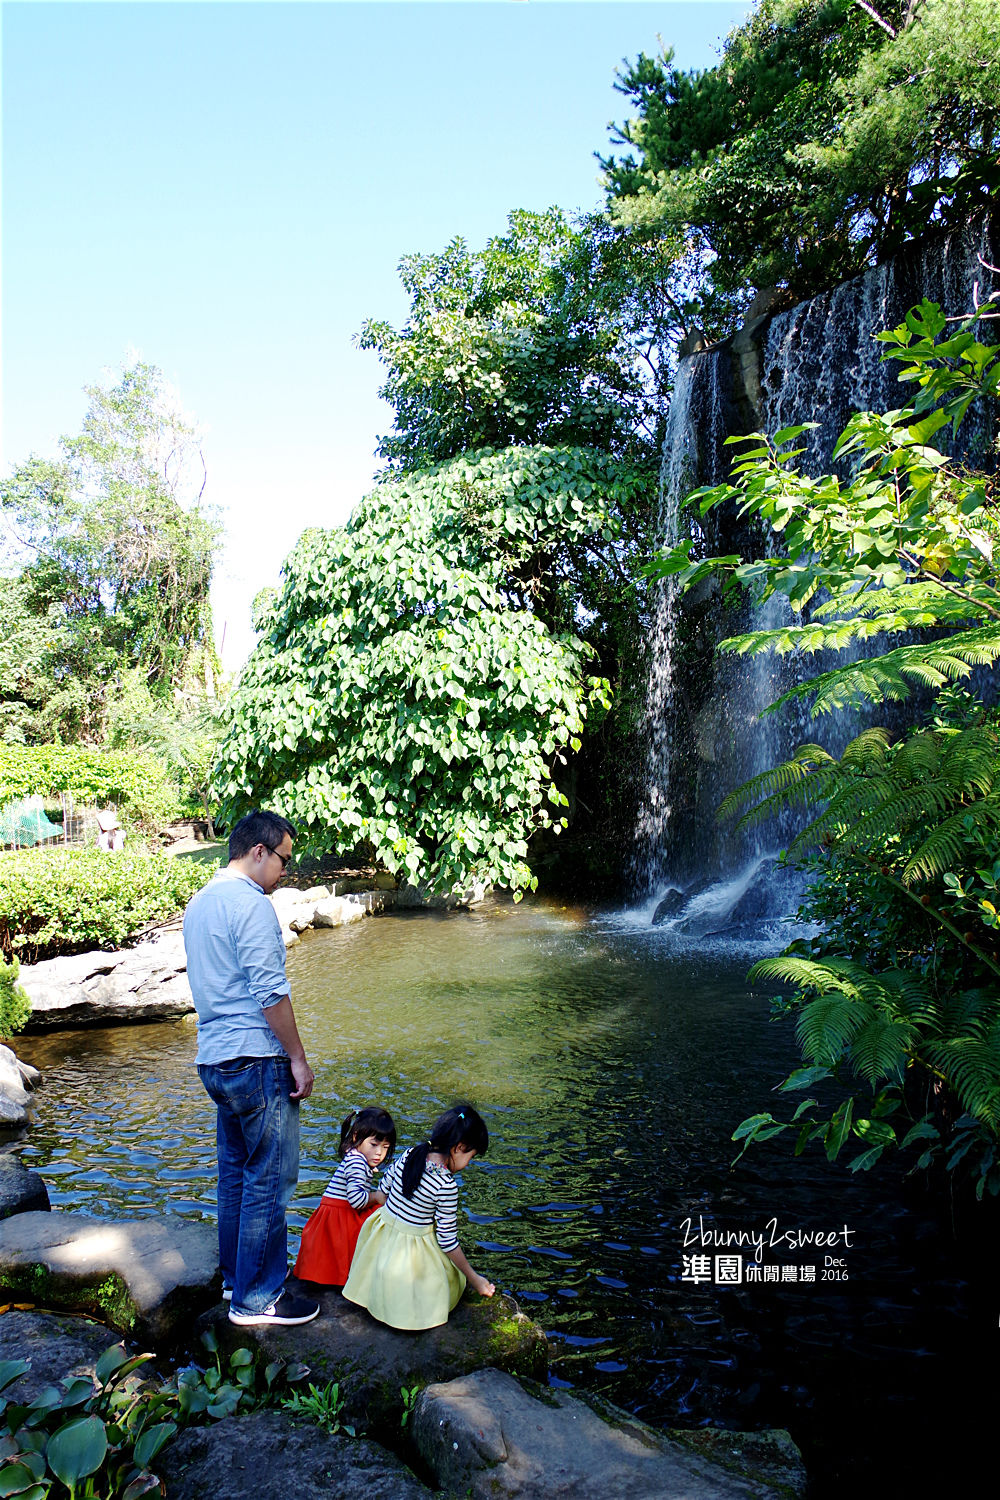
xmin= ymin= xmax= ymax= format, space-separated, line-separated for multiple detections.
xmin=228 ymin=810 xmax=297 ymax=863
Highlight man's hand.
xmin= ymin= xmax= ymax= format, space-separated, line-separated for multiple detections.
xmin=263 ymin=995 xmax=313 ymax=1099
xmin=289 ymin=1055 xmax=314 ymax=1100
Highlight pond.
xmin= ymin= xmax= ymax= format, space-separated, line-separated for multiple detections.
xmin=15 ymin=900 xmax=989 ymax=1496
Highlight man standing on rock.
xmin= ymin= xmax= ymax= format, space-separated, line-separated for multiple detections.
xmin=183 ymin=809 xmax=320 ymax=1327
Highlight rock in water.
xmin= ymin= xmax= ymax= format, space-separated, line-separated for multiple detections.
xmin=412 ymin=1368 xmax=806 ymax=1499
xmin=158 ymin=1410 xmax=432 ymax=1499
xmin=0 ymin=1045 xmax=38 ymax=1126
xmin=0 ymin=1211 xmax=220 ymax=1341
xmin=197 ymin=1283 xmax=546 ymax=1433
xmin=0 ymin=1154 xmax=50 ymax=1218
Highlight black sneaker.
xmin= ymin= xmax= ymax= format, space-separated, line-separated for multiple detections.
xmin=228 ymin=1290 xmax=320 ymax=1326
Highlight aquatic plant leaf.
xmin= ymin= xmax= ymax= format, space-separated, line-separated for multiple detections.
xmin=45 ymin=1415 xmax=108 ymax=1486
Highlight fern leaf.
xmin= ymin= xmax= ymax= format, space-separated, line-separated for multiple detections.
xmin=797 ymin=993 xmax=873 ymax=1065
xmin=849 ymin=1013 xmax=914 ymax=1086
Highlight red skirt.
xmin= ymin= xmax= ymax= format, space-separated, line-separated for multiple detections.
xmin=294 ymin=1196 xmax=378 ymax=1286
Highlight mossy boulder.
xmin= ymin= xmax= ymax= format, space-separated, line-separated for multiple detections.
xmin=196 ymin=1284 xmax=546 ymax=1436
xmin=0 ymin=1211 xmax=220 ymax=1342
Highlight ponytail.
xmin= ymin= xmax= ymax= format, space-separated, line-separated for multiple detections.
xmin=401 ymin=1102 xmax=488 ymax=1198
xmin=401 ymin=1140 xmax=433 ymax=1199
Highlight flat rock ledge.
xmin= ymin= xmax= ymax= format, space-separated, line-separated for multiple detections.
xmin=20 ymin=928 xmax=196 ymax=1031
xmin=198 ymin=1282 xmax=546 ymax=1433
xmin=158 ymin=1409 xmax=432 ymax=1499
xmin=0 ymin=1308 xmax=807 ymax=1499
xmin=412 ymin=1368 xmax=807 ymax=1500
xmin=0 ymin=1311 xmax=430 ymax=1499
xmin=0 ymin=1044 xmax=41 ymax=1128
xmin=0 ymin=1210 xmax=220 ymax=1342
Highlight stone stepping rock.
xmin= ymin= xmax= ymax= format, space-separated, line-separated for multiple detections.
xmin=198 ymin=1283 xmax=546 ymax=1433
xmin=158 ymin=1409 xmax=431 ymax=1499
xmin=411 ymin=1368 xmax=807 ymax=1499
xmin=0 ymin=1211 xmax=219 ymax=1342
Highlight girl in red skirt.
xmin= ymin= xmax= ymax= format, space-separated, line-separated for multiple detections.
xmin=294 ymin=1106 xmax=396 ymax=1286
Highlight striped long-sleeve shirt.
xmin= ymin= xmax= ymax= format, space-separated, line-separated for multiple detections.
xmin=322 ymin=1149 xmax=376 ymax=1211
xmin=380 ymin=1147 xmax=459 ymax=1252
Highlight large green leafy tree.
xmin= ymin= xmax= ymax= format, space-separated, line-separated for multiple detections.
xmin=357 ymin=206 xmax=674 ymax=468
xmin=1 ymin=363 xmax=220 ymax=743
xmin=604 ymin=0 xmax=1000 ymax=305
xmin=215 ymin=447 xmax=648 ymax=893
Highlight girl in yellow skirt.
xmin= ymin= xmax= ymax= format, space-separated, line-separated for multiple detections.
xmin=343 ymin=1103 xmax=495 ymax=1329
xmin=294 ymin=1107 xmax=396 ymax=1286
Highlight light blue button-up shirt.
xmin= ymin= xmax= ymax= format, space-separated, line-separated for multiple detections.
xmin=183 ymin=870 xmax=289 ymax=1066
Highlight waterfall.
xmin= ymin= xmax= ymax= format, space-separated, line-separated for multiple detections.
xmin=634 ymin=214 xmax=997 ymax=930
xmin=630 ymin=349 xmax=737 ymax=894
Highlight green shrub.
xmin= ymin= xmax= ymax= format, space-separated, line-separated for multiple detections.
xmin=0 ymin=849 xmax=212 ymax=963
xmin=0 ymin=745 xmax=182 ymax=832
xmin=0 ymin=956 xmax=31 ymax=1036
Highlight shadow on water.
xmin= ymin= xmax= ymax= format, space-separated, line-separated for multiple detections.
xmin=16 ymin=899 xmax=993 ymax=1497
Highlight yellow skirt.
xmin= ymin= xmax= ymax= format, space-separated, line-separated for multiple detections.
xmin=342 ymin=1207 xmax=466 ymax=1331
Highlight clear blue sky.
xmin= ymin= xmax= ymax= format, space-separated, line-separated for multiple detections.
xmin=3 ymin=1 xmax=750 ymax=669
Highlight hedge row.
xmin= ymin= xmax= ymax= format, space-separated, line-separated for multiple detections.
xmin=0 ymin=848 xmax=214 ymax=963
xmin=0 ymin=745 xmax=181 ymax=829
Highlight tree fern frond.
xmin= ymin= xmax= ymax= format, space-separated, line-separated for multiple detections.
xmin=748 ymin=955 xmax=870 ymax=997
xmin=934 ymin=989 xmax=1000 ymax=1035
xmin=796 ymin=993 xmax=874 ymax=1065
xmin=761 ymin=626 xmax=1000 ymax=718
xmin=715 ymin=744 xmax=835 ymax=825
xmin=838 ymin=727 xmax=893 ymax=771
xmin=813 ymin=581 xmax=991 ymax=624
xmin=902 ymin=797 xmax=1000 ymax=883
xmin=731 ymin=773 xmax=841 ymax=834
xmin=925 ymin=1027 xmax=1000 ymax=1128
xmin=849 ymin=1013 xmax=914 ymax=1087
xmin=876 ymin=969 xmax=938 ymax=1025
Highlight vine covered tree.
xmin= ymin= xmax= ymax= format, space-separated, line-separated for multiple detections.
xmin=357 ymin=206 xmax=680 ymax=469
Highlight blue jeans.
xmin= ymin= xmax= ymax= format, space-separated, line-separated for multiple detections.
xmin=198 ymin=1055 xmax=299 ymax=1315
